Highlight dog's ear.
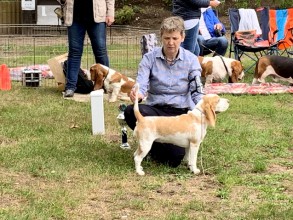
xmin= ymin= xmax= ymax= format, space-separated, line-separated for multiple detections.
xmin=90 ymin=64 xmax=104 ymax=91
xmin=90 ymin=65 xmax=97 ymax=81
xmin=203 ymin=96 xmax=217 ymax=127
xmin=230 ymin=61 xmax=242 ymax=83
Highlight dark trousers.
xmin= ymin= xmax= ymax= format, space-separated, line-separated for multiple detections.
xmin=66 ymin=21 xmax=108 ymax=91
xmin=124 ymin=104 xmax=189 ymax=167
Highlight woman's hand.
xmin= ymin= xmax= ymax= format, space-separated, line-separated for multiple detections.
xmin=106 ymin=16 xmax=115 ymax=26
xmin=209 ymin=0 xmax=221 ymax=8
xmin=214 ymin=23 xmax=223 ymax=30
xmin=129 ymin=88 xmax=143 ymax=103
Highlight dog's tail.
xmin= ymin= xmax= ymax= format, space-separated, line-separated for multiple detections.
xmin=133 ymin=83 xmax=144 ymax=122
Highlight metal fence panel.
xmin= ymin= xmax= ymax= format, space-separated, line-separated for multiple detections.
xmin=0 ymin=25 xmax=159 ymax=87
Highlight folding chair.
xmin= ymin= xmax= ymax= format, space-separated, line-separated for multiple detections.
xmin=266 ymin=7 xmax=293 ymax=56
xmin=140 ymin=33 xmax=158 ymax=57
xmin=228 ymin=8 xmax=273 ymax=73
xmin=288 ymin=36 xmax=293 ymax=56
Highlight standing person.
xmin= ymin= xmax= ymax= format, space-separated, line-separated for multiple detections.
xmin=124 ymin=16 xmax=204 ymax=167
xmin=198 ymin=7 xmax=228 ymax=56
xmin=172 ymin=0 xmax=220 ymax=56
xmin=60 ymin=0 xmax=115 ymax=97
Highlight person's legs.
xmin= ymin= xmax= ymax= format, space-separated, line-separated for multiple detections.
xmin=124 ymin=104 xmax=187 ymax=167
xmin=87 ymin=22 xmax=109 ymax=66
xmin=197 ymin=35 xmax=205 ymax=56
xmin=204 ymin=36 xmax=228 ymax=56
xmin=214 ymin=36 xmax=228 ymax=56
xmin=66 ymin=21 xmax=86 ymax=93
xmin=124 ymin=104 xmax=164 ymax=130
xmin=182 ymin=23 xmax=200 ymax=55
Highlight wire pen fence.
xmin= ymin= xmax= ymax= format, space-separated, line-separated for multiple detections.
xmin=0 ymin=24 xmax=160 ymax=88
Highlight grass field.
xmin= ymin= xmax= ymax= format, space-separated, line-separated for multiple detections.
xmin=1 ymin=66 xmax=293 ymax=219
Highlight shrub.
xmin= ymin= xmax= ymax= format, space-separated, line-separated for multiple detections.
xmin=115 ymin=6 xmax=135 ymax=25
xmin=162 ymin=0 xmax=172 ymax=7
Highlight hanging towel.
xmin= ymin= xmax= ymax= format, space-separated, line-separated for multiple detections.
xmin=238 ymin=8 xmax=262 ymax=35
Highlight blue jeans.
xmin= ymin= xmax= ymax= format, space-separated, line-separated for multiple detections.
xmin=197 ymin=35 xmax=228 ymax=56
xmin=181 ymin=22 xmax=200 ymax=56
xmin=66 ymin=21 xmax=109 ymax=91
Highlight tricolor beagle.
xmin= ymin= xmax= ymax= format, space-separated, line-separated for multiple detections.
xmin=252 ymin=55 xmax=293 ymax=85
xmin=198 ymin=56 xmax=245 ymax=85
xmin=132 ymin=84 xmax=230 ymax=176
xmin=90 ymin=64 xmax=135 ymax=102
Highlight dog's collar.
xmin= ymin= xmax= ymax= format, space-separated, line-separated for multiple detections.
xmin=219 ymin=56 xmax=229 ymax=75
xmin=195 ymin=107 xmax=205 ymax=115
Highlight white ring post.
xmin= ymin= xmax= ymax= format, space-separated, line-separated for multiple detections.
xmin=90 ymin=89 xmax=105 ymax=135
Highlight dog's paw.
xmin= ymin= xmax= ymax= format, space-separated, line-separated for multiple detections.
xmin=189 ymin=166 xmax=200 ymax=175
xmin=192 ymin=168 xmax=201 ymax=175
xmin=136 ymin=170 xmax=145 ymax=176
xmin=136 ymin=165 xmax=145 ymax=176
xmin=109 ymin=96 xmax=117 ymax=102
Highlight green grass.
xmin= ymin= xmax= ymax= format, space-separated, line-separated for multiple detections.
xmin=1 ymin=76 xmax=293 ymax=219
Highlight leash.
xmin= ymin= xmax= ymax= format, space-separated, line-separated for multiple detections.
xmin=219 ymin=55 xmax=229 ymax=76
xmin=195 ymin=108 xmax=206 ymax=175
xmin=200 ymin=43 xmax=219 ymax=56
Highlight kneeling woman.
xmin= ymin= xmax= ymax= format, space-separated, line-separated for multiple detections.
xmin=124 ymin=16 xmax=204 ymax=167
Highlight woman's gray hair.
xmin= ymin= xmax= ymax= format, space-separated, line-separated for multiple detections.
xmin=160 ymin=16 xmax=185 ymax=37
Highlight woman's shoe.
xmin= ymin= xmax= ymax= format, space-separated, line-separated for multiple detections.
xmin=64 ymin=89 xmax=74 ymax=97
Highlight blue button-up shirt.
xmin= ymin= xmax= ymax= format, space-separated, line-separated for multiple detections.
xmin=137 ymin=47 xmax=203 ymax=110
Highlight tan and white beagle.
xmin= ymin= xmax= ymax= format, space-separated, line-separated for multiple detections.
xmin=132 ymin=84 xmax=230 ymax=176
xmin=198 ymin=56 xmax=245 ymax=85
xmin=252 ymin=55 xmax=293 ymax=85
xmin=90 ymin=64 xmax=135 ymax=102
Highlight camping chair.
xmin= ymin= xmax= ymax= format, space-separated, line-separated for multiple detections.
xmin=140 ymin=33 xmax=158 ymax=57
xmin=228 ymin=8 xmax=275 ymax=73
xmin=288 ymin=36 xmax=293 ymax=56
xmin=266 ymin=7 xmax=293 ymax=56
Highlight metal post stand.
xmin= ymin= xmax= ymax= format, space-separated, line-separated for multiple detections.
xmin=117 ymin=104 xmax=131 ymax=149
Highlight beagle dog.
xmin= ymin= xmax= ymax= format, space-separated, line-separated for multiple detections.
xmin=90 ymin=64 xmax=135 ymax=102
xmin=132 ymin=84 xmax=230 ymax=176
xmin=252 ymin=55 xmax=293 ymax=85
xmin=198 ymin=56 xmax=245 ymax=85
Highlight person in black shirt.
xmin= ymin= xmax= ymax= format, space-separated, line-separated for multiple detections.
xmin=60 ymin=0 xmax=115 ymax=97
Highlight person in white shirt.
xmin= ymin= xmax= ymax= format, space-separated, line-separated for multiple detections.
xmin=197 ymin=7 xmax=228 ymax=56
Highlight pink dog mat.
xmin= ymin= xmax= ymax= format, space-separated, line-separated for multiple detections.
xmin=204 ymin=83 xmax=293 ymax=95
xmin=9 ymin=65 xmax=53 ymax=81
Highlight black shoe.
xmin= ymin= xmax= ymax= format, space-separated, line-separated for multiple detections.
xmin=64 ymin=89 xmax=74 ymax=97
